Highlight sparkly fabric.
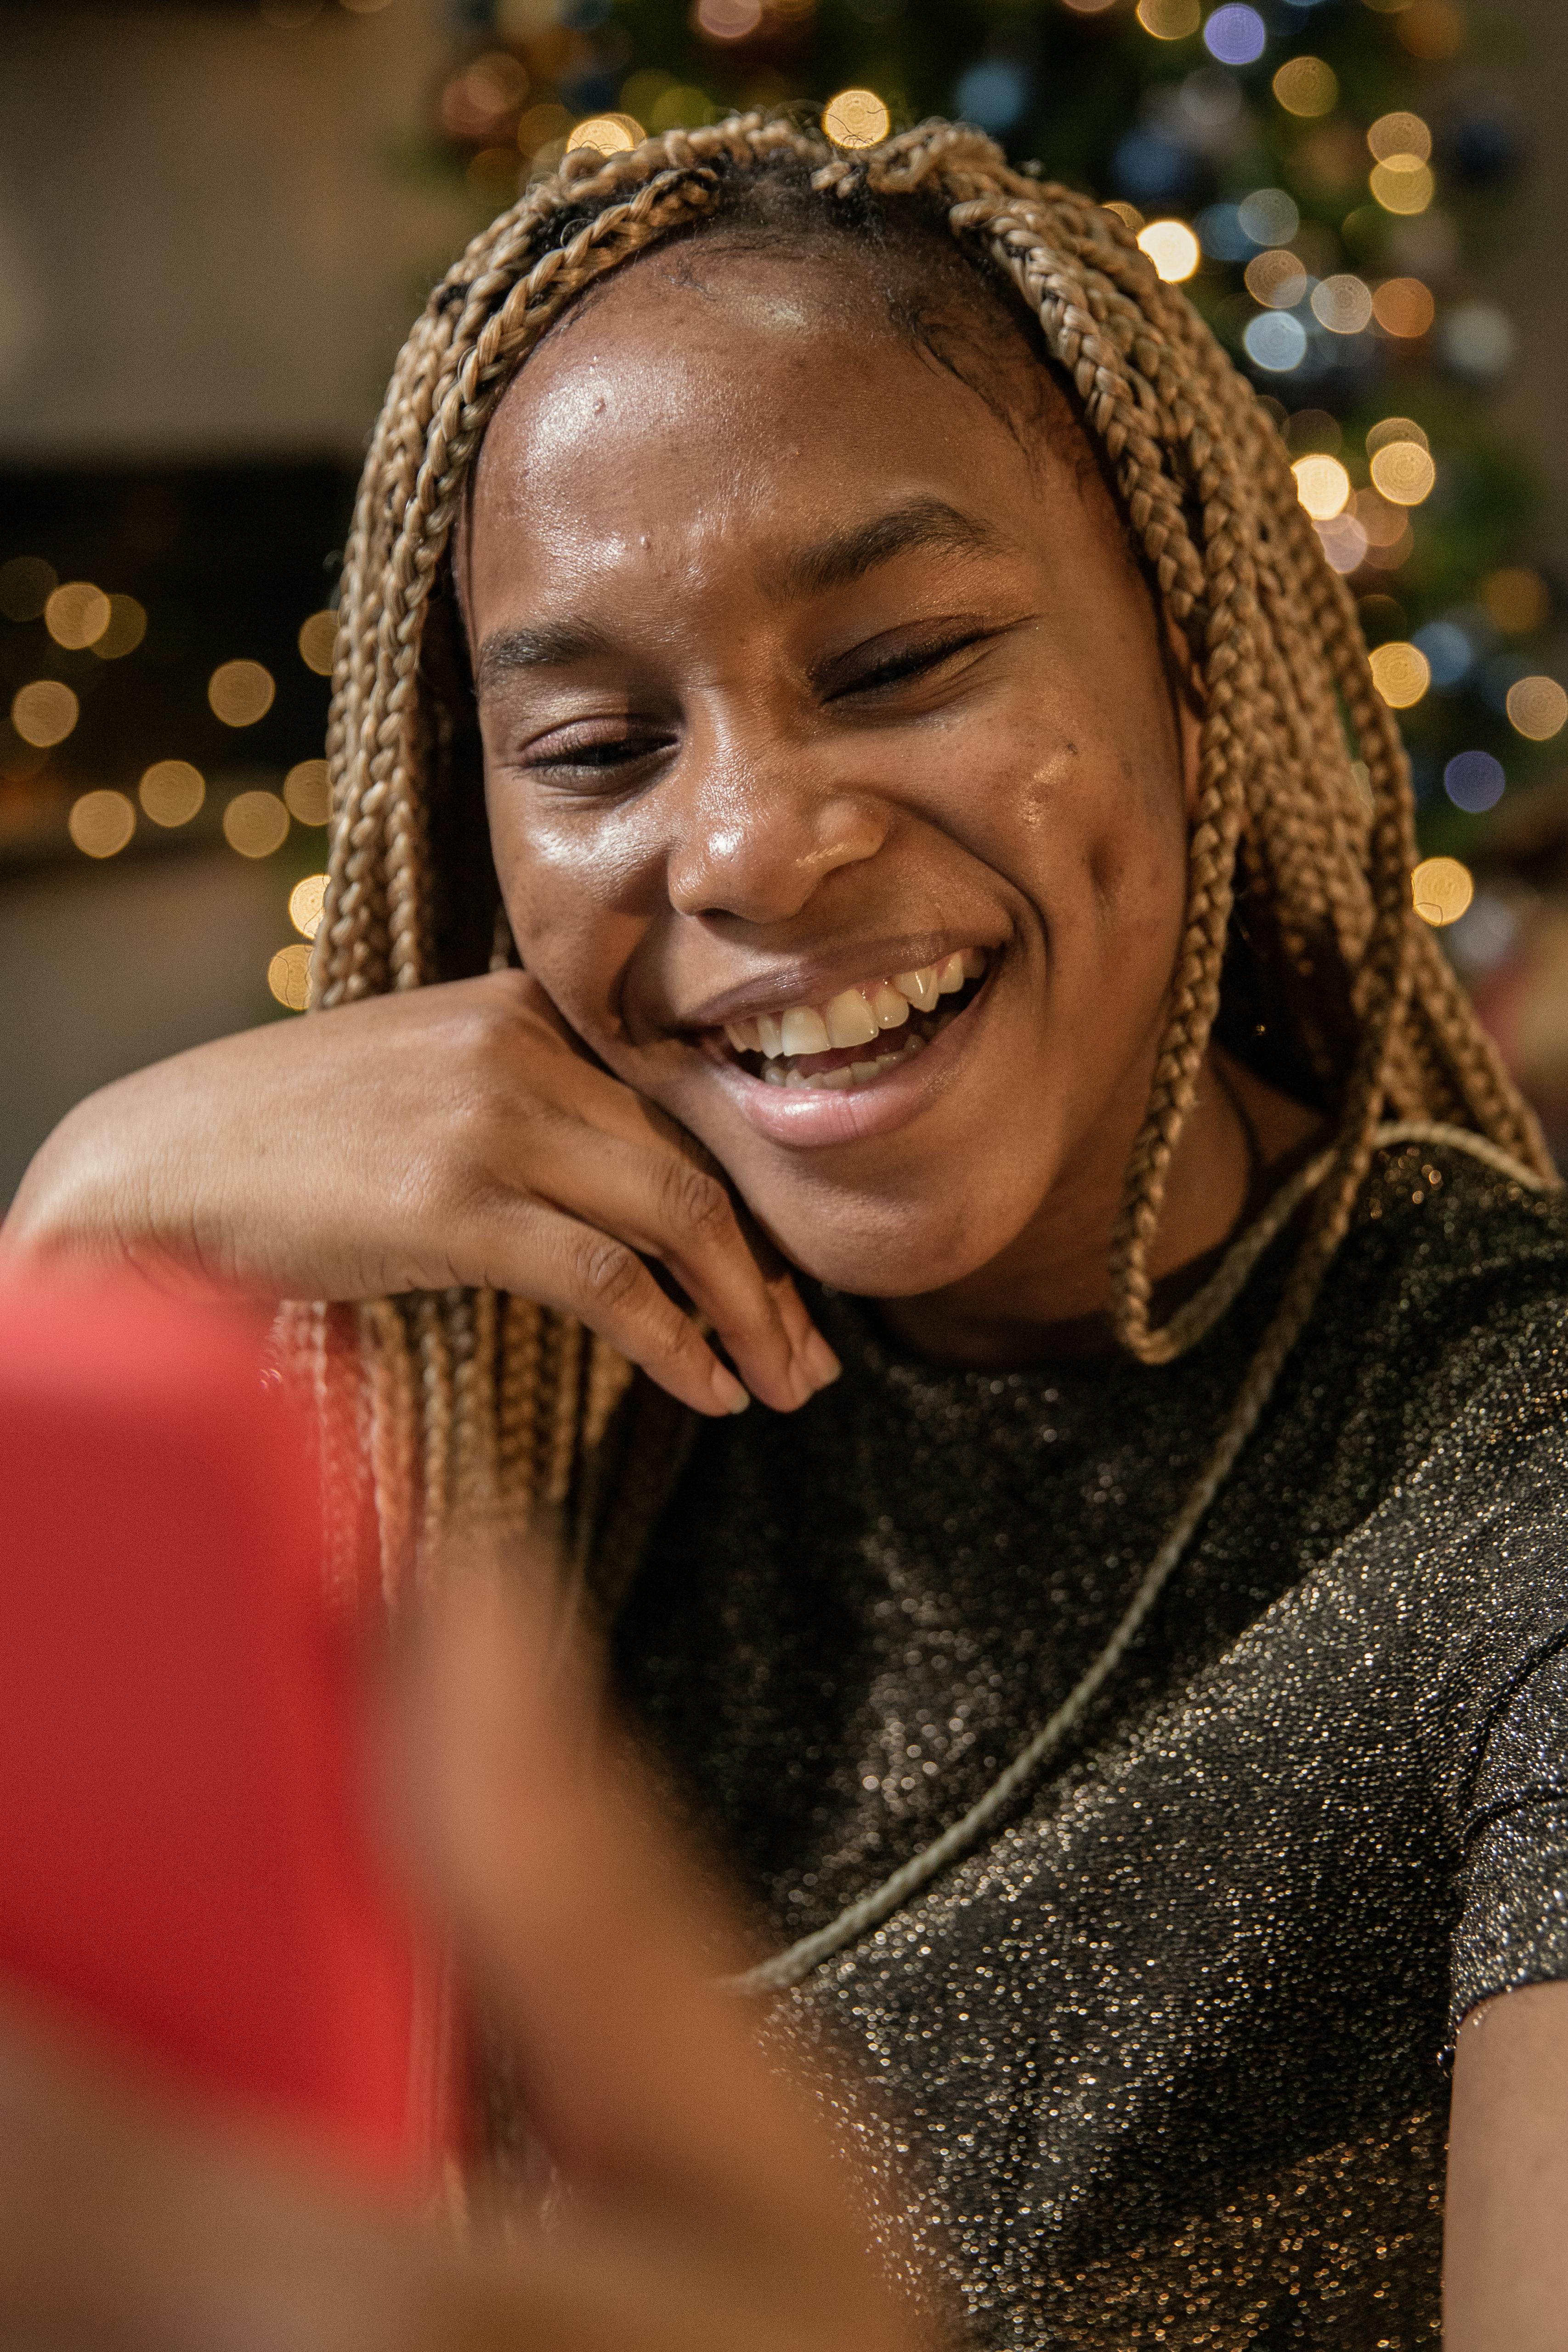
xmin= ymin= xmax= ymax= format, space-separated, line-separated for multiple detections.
xmin=613 ymin=1144 xmax=1568 ymax=2346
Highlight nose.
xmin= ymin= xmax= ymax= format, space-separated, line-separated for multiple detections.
xmin=665 ymin=752 xmax=889 ymax=926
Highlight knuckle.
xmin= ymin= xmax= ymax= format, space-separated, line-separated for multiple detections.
xmin=656 ymin=1157 xmax=735 ymax=1250
xmin=572 ymin=1234 xmax=647 ymax=1318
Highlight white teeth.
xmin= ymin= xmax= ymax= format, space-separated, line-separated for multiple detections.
xmin=780 ymin=1005 xmax=831 ymax=1056
xmin=724 ymin=949 xmax=988 ymax=1089
xmin=894 ymin=965 xmax=940 ymax=1012
xmin=869 ymin=982 xmax=911 ymax=1030
xmin=823 ymin=987 xmax=880 ymax=1049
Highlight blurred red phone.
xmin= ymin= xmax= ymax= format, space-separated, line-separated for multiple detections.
xmin=0 ymin=1272 xmax=446 ymax=2185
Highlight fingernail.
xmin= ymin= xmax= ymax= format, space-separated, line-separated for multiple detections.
xmin=711 ymin=1364 xmax=751 ymax=1414
xmin=803 ymin=1329 xmax=843 ymax=1388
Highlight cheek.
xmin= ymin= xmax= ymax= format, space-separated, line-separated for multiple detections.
xmin=486 ymin=788 xmax=659 ymax=1043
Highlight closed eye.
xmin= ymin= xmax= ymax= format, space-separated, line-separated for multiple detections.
xmin=821 ymin=626 xmax=1004 ymax=704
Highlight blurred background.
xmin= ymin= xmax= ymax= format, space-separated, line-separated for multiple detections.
xmin=1 ymin=0 xmax=1565 ymax=1204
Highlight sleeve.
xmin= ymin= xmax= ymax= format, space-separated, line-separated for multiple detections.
xmin=1395 ymin=1344 xmax=1568 ymax=2036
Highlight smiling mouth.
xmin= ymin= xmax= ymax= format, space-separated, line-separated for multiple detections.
xmin=714 ymin=948 xmax=990 ymax=1092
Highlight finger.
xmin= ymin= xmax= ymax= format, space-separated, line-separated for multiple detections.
xmin=478 ymin=1199 xmax=754 ymax=1420
xmin=411 ymin=1572 xmax=869 ymax=2260
xmin=515 ymin=1124 xmax=825 ymax=1414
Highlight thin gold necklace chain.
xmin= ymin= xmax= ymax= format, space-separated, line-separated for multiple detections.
xmin=725 ymin=1121 xmax=1551 ymax=1996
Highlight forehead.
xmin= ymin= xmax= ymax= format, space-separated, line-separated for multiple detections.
xmin=464 ymin=245 xmax=1066 ymax=587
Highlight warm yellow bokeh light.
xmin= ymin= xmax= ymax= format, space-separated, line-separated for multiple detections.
xmin=1245 ymin=249 xmax=1308 ymax=308
xmin=138 ymin=759 xmax=206 ymax=827
xmin=1412 ymin=856 xmax=1473 ymax=928
xmin=1370 ymin=640 xmax=1432 ymax=709
xmin=1370 ymin=441 xmax=1437 ymax=506
xmin=283 ymin=758 xmax=331 ymax=826
xmin=45 ymin=581 xmax=112 ymax=651
xmin=1371 ymin=277 xmax=1436 ymax=338
xmin=11 ymin=680 xmax=79 ymax=748
xmin=1368 ymin=111 xmax=1432 ymax=165
xmin=566 ymin=113 xmax=642 ymax=154
xmin=297 ymin=611 xmax=337 ymax=675
xmin=93 ymin=594 xmax=148 ymax=661
xmin=1311 ymin=275 xmax=1374 ymax=334
xmin=0 ymin=556 xmax=57 ymax=623
xmin=1481 ymin=566 xmax=1551 ymax=637
xmin=1136 ymin=0 xmax=1200 ymax=36
xmin=1367 ymin=415 xmax=1429 ymax=458
xmin=209 ymin=660 xmax=276 ymax=728
xmin=822 ymin=89 xmax=890 ymax=148
xmin=1137 ymin=219 xmax=1200 ymax=282
xmin=68 ymin=789 xmax=136 ymax=860
xmin=1292 ymin=455 xmax=1353 ymax=521
xmin=1506 ymin=676 xmax=1568 ymax=743
xmin=223 ymin=789 xmax=291 ymax=859
xmin=1273 ymin=56 xmax=1338 ymax=116
xmin=289 ymin=872 xmax=330 ymax=939
xmin=268 ymin=943 xmax=314 ymax=1012
xmin=1370 ymin=158 xmax=1434 ymax=215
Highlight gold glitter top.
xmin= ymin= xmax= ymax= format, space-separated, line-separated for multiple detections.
xmin=615 ymin=1142 xmax=1568 ymax=2347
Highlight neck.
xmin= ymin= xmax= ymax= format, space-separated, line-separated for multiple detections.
xmin=877 ymin=1047 xmax=1323 ymax=1370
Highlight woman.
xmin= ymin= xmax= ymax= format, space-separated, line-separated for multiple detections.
xmin=9 ymin=113 xmax=1568 ymax=2345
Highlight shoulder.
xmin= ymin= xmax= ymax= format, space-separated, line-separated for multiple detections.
xmin=1325 ymin=1131 xmax=1568 ymax=1353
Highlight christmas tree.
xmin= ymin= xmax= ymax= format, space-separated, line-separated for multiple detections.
xmin=425 ymin=0 xmax=1566 ymax=1141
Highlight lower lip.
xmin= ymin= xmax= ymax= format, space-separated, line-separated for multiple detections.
xmin=702 ymin=972 xmax=996 ymax=1148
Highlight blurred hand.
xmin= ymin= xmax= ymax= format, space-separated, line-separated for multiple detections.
xmin=1 ymin=972 xmax=836 ymax=1418
xmin=0 ymin=1573 xmax=929 ymax=2352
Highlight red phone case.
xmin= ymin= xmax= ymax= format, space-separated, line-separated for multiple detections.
xmin=0 ymin=1273 xmax=444 ymax=2184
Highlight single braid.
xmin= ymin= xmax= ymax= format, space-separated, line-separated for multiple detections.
xmin=286 ymin=109 xmax=1553 ymax=1628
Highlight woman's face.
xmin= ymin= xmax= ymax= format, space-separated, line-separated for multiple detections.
xmin=463 ymin=241 xmax=1194 ymax=1299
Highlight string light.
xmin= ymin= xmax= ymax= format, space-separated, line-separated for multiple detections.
xmin=1311 ymin=275 xmax=1374 ymax=334
xmin=1371 ymin=278 xmax=1435 ymax=338
xmin=289 ymin=873 xmax=329 ymax=939
xmin=1370 ymin=158 xmax=1434 ymax=215
xmin=1137 ymin=220 xmax=1200 ymax=282
xmin=209 ymin=660 xmax=276 ymax=727
xmin=1411 ymin=855 xmax=1473 ymax=927
xmin=1135 ymin=0 xmax=1200 ymax=40
xmin=822 ymin=90 xmax=890 ymax=147
xmin=1444 ymin=751 xmax=1505 ymax=813
xmin=1292 ymin=455 xmax=1352 ymax=520
xmin=1370 ymin=440 xmax=1437 ymax=506
xmin=138 ymin=760 xmax=206 ymax=826
xmin=1370 ymin=641 xmax=1432 ymax=709
xmin=45 ymin=582 xmax=111 ymax=651
xmin=694 ymin=0 xmax=761 ymax=36
xmin=297 ymin=611 xmax=337 ymax=674
xmin=10 ymin=681 xmax=78 ymax=748
xmin=283 ymin=758 xmax=331 ymax=825
xmin=1505 ymin=677 xmax=1568 ymax=742
xmin=1480 ymin=567 xmax=1551 ymax=636
xmin=1203 ymin=4 xmax=1265 ymax=64
xmin=1368 ymin=112 xmax=1432 ymax=165
xmin=222 ymin=789 xmax=290 ymax=858
xmin=268 ymin=944 xmax=313 ymax=1012
xmin=68 ymin=790 xmax=136 ymax=860
xmin=565 ymin=113 xmax=643 ymax=154
xmin=1272 ymin=57 xmax=1337 ymax=117
xmin=1245 ymin=249 xmax=1308 ymax=308
xmin=92 ymin=596 xmax=147 ymax=660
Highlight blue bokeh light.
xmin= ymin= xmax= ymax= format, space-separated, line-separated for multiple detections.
xmin=1243 ymin=312 xmax=1308 ymax=373
xmin=954 ymin=60 xmax=1030 ymax=136
xmin=1412 ymin=622 xmax=1475 ymax=690
xmin=1204 ymin=4 xmax=1267 ymax=66
xmin=1443 ymin=751 xmax=1506 ymax=814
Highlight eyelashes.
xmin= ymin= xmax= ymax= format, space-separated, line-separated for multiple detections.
xmin=512 ymin=625 xmax=1005 ymax=788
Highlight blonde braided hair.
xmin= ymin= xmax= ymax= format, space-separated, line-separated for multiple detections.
xmin=293 ymin=110 xmax=1551 ymax=1612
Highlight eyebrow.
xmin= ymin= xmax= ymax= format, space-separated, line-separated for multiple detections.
xmin=472 ymin=497 xmax=1011 ymax=691
xmin=475 ymin=618 xmax=616 ymax=694
xmin=770 ymin=496 xmax=1013 ymax=601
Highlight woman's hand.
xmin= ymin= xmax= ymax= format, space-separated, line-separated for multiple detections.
xmin=1 ymin=972 xmax=835 ymax=1417
xmin=0 ymin=1573 xmax=928 ymax=2352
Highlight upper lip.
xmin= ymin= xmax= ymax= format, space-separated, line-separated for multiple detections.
xmin=674 ymin=934 xmax=1000 ymax=1032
